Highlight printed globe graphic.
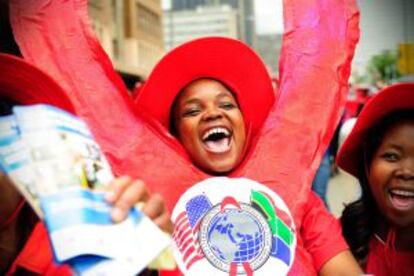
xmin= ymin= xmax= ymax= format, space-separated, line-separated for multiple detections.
xmin=207 ymin=209 xmax=265 ymax=264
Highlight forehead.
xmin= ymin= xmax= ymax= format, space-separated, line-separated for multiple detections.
xmin=177 ymin=79 xmax=236 ymax=104
xmin=382 ymin=120 xmax=414 ymax=142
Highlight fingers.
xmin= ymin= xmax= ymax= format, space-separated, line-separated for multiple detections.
xmin=105 ymin=176 xmax=132 ymax=203
xmin=106 ymin=176 xmax=149 ymax=222
xmin=142 ymin=193 xmax=164 ymax=218
xmin=153 ymin=212 xmax=173 ymax=234
xmin=143 ymin=193 xmax=173 ymax=234
xmin=105 ymin=176 xmax=173 ymax=232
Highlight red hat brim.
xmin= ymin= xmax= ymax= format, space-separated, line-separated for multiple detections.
xmin=134 ymin=37 xmax=275 ymax=138
xmin=337 ymin=82 xmax=414 ymax=178
xmin=0 ymin=53 xmax=75 ymax=113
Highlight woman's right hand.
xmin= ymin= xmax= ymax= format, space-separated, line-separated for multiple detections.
xmin=105 ymin=176 xmax=173 ymax=234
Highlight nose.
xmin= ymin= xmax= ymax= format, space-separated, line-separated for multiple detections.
xmin=202 ymin=106 xmax=223 ymax=122
xmin=395 ymin=158 xmax=414 ymax=180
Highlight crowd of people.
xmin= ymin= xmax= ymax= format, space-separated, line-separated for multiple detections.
xmin=0 ymin=0 xmax=413 ymax=275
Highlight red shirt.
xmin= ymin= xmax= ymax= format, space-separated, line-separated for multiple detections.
xmin=365 ymin=235 xmax=414 ymax=276
xmin=289 ymin=192 xmax=349 ymax=275
xmin=7 ymin=222 xmax=71 ymax=275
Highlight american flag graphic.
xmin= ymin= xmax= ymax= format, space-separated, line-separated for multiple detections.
xmin=173 ymin=194 xmax=212 ymax=269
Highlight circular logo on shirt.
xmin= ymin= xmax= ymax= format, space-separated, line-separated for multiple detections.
xmin=171 ymin=177 xmax=296 ymax=276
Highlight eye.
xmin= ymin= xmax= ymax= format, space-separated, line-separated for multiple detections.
xmin=219 ymin=102 xmax=237 ymax=110
xmin=380 ymin=152 xmax=400 ymax=162
xmin=182 ymin=108 xmax=200 ymax=117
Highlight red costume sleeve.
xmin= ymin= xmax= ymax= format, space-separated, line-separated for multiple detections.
xmin=243 ymin=0 xmax=360 ymax=226
xmin=301 ymin=192 xmax=349 ymax=271
xmin=9 ymin=0 xmax=207 ymax=211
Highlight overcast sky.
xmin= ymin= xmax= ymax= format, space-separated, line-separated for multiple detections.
xmin=162 ymin=0 xmax=284 ymax=34
xmin=254 ymin=0 xmax=283 ymax=34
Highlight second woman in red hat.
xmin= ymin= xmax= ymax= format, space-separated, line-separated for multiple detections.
xmin=338 ymin=83 xmax=414 ymax=275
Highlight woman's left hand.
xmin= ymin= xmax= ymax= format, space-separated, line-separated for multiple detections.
xmin=105 ymin=176 xmax=173 ymax=234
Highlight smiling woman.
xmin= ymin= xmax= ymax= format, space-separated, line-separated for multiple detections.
xmin=135 ymin=36 xmax=362 ymax=275
xmin=171 ymin=79 xmax=246 ymax=174
xmin=368 ymin=111 xmax=414 ymax=228
xmin=338 ymin=83 xmax=414 ymax=275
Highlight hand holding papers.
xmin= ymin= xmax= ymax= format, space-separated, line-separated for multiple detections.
xmin=0 ymin=104 xmax=172 ymax=275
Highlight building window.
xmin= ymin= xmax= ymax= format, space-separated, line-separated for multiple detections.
xmin=136 ymin=3 xmax=161 ymax=38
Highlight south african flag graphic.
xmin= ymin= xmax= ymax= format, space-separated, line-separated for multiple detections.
xmin=250 ymin=190 xmax=295 ymax=266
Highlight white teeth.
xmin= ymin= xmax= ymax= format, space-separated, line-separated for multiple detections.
xmin=202 ymin=127 xmax=230 ymax=140
xmin=390 ymin=189 xmax=414 ymax=197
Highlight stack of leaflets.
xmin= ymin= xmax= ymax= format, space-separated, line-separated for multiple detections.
xmin=0 ymin=104 xmax=171 ymax=275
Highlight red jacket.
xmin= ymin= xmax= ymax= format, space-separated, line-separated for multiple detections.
xmin=7 ymin=223 xmax=71 ymax=276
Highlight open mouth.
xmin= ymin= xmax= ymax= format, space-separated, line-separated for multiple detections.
xmin=388 ymin=188 xmax=414 ymax=211
xmin=202 ymin=127 xmax=232 ymax=153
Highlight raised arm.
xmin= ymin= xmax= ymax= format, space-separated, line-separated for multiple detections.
xmin=243 ymin=0 xmax=360 ymax=205
xmin=9 ymin=0 xmax=206 ymax=211
xmin=9 ymin=0 xmax=143 ymax=169
xmin=277 ymin=0 xmax=360 ymax=147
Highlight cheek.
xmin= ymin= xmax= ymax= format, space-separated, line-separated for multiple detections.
xmin=369 ymin=160 xmax=388 ymax=184
xmin=368 ymin=160 xmax=389 ymax=199
xmin=369 ymin=163 xmax=381 ymax=187
xmin=177 ymin=120 xmax=198 ymax=149
xmin=235 ymin=115 xmax=246 ymax=143
xmin=231 ymin=110 xmax=245 ymax=129
xmin=177 ymin=119 xmax=193 ymax=137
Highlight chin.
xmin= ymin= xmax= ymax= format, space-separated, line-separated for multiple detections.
xmin=388 ymin=215 xmax=414 ymax=228
xmin=204 ymin=160 xmax=239 ymax=175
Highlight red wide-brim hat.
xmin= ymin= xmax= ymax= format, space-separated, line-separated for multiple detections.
xmin=0 ymin=53 xmax=74 ymax=113
xmin=337 ymin=82 xmax=414 ymax=177
xmin=134 ymin=37 xmax=275 ymax=138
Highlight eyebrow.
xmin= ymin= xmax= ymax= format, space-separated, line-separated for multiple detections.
xmin=181 ymin=91 xmax=235 ymax=107
xmin=182 ymin=98 xmax=200 ymax=106
xmin=382 ymin=143 xmax=403 ymax=151
xmin=217 ymin=91 xmax=234 ymax=100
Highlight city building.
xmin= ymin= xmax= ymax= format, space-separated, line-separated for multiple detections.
xmin=164 ymin=5 xmax=238 ymax=50
xmin=171 ymin=0 xmax=208 ymax=10
xmin=169 ymin=0 xmax=256 ymax=48
xmin=88 ymin=0 xmax=164 ymax=88
xmin=255 ymin=33 xmax=282 ymax=77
